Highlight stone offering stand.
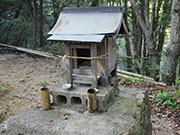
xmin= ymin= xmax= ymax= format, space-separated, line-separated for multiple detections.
xmin=0 ymin=87 xmax=152 ymax=135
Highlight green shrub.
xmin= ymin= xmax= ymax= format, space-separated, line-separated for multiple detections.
xmin=155 ymin=91 xmax=178 ymax=109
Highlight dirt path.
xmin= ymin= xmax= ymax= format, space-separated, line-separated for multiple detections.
xmin=0 ymin=53 xmax=65 ymax=122
xmin=0 ymin=53 xmax=179 ymax=134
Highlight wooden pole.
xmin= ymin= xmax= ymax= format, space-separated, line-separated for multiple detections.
xmin=91 ymin=44 xmax=97 ymax=87
xmin=64 ymin=44 xmax=73 ymax=86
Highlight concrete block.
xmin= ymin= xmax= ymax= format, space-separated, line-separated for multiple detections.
xmin=50 ymin=84 xmax=115 ymax=112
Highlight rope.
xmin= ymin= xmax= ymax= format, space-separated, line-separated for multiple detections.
xmin=62 ymin=45 xmax=118 ymax=60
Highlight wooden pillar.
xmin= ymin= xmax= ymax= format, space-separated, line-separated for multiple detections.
xmin=104 ymin=37 xmax=108 ymax=70
xmin=108 ymin=37 xmax=113 ymax=70
xmin=64 ymin=44 xmax=73 ymax=86
xmin=91 ymin=44 xmax=97 ymax=88
xmin=107 ymin=36 xmax=116 ymax=71
xmin=73 ymin=48 xmax=78 ymax=68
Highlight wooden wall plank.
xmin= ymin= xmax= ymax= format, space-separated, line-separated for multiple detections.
xmin=73 ymin=80 xmax=92 ymax=84
xmin=73 ymin=68 xmax=91 ymax=75
xmin=72 ymin=74 xmax=91 ymax=81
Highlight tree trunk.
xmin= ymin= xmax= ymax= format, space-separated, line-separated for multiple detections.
xmin=76 ymin=0 xmax=83 ymax=7
xmin=91 ymin=0 xmax=98 ymax=6
xmin=156 ymin=0 xmax=172 ymax=81
xmin=179 ymin=58 xmax=180 ymax=77
xmin=125 ymin=34 xmax=132 ymax=71
xmin=131 ymin=10 xmax=144 ymax=74
xmin=130 ymin=0 xmax=159 ymax=79
xmin=52 ymin=0 xmax=59 ymax=25
xmin=39 ymin=0 xmax=44 ymax=48
xmin=33 ymin=0 xmax=38 ymax=49
xmin=27 ymin=0 xmax=38 ymax=49
xmin=162 ymin=0 xmax=180 ymax=85
xmin=124 ymin=0 xmax=132 ymax=71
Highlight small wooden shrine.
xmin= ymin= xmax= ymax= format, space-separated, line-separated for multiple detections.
xmin=48 ymin=6 xmax=128 ymax=88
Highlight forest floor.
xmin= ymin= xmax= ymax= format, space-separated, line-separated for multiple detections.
xmin=0 ymin=52 xmax=180 ymax=135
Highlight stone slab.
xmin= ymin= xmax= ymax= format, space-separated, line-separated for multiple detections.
xmin=0 ymin=87 xmax=152 ymax=135
xmin=50 ymin=84 xmax=115 ymax=112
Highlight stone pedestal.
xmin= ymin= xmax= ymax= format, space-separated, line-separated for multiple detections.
xmin=0 ymin=86 xmax=152 ymax=135
xmin=50 ymin=84 xmax=115 ymax=112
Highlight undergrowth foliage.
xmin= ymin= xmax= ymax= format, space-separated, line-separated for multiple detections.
xmin=119 ymin=77 xmax=140 ymax=85
xmin=119 ymin=75 xmax=180 ymax=111
xmin=155 ymin=92 xmax=178 ymax=110
xmin=155 ymin=79 xmax=180 ymax=110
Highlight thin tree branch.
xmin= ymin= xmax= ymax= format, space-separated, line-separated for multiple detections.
xmin=150 ymin=0 xmax=156 ymax=36
xmin=144 ymin=0 xmax=150 ymax=27
xmin=130 ymin=0 xmax=149 ymax=36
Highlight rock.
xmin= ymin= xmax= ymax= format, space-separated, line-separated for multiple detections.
xmin=20 ymin=54 xmax=27 ymax=58
xmin=0 ymin=87 xmax=152 ymax=135
xmin=0 ymin=110 xmax=5 ymax=124
xmin=0 ymin=122 xmax=7 ymax=133
xmin=129 ymin=89 xmax=152 ymax=135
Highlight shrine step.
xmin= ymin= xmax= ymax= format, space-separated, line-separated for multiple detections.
xmin=72 ymin=73 xmax=92 ymax=84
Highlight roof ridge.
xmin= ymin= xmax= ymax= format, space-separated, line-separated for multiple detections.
xmin=63 ymin=6 xmax=123 ymax=13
